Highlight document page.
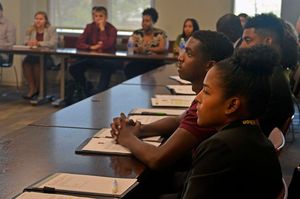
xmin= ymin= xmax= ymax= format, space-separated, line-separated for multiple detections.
xmin=128 ymin=115 xmax=167 ymax=124
xmin=169 ymin=75 xmax=192 ymax=85
xmin=15 ymin=191 xmax=94 ymax=199
xmin=130 ymin=108 xmax=186 ymax=116
xmin=81 ymin=137 xmax=160 ymax=155
xmin=94 ymin=128 xmax=161 ymax=143
xmin=36 ymin=173 xmax=138 ymax=197
xmin=166 ymin=85 xmax=195 ymax=95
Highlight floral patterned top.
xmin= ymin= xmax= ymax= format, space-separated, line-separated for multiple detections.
xmin=132 ymin=28 xmax=167 ymax=54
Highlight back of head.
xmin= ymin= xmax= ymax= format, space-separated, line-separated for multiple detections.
xmin=192 ymin=30 xmax=234 ymax=62
xmin=216 ymin=45 xmax=280 ymax=118
xmin=281 ymin=20 xmax=299 ymax=69
xmin=216 ymin=13 xmax=243 ymax=43
xmin=142 ymin=7 xmax=158 ymax=23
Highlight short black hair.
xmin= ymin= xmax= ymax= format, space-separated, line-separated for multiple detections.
xmin=192 ymin=30 xmax=234 ymax=62
xmin=216 ymin=45 xmax=280 ymax=118
xmin=142 ymin=8 xmax=158 ymax=23
xmin=238 ymin=13 xmax=249 ymax=18
xmin=244 ymin=13 xmax=284 ymax=47
xmin=216 ymin=13 xmax=243 ymax=43
xmin=0 ymin=3 xmax=3 ymax=11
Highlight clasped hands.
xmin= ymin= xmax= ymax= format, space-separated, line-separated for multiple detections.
xmin=26 ymin=40 xmax=39 ymax=48
xmin=110 ymin=113 xmax=141 ymax=145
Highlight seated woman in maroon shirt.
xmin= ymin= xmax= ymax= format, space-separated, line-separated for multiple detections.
xmin=69 ymin=6 xmax=118 ymax=96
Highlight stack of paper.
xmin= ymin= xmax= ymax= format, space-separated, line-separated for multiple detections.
xmin=169 ymin=75 xmax=192 ymax=85
xmin=130 ymin=108 xmax=186 ymax=116
xmin=151 ymin=94 xmax=195 ymax=108
xmin=20 ymin=173 xmax=138 ymax=198
xmin=76 ymin=128 xmax=161 ymax=155
xmin=166 ymin=85 xmax=195 ymax=95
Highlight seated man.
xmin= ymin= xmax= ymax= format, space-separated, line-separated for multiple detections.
xmin=239 ymin=13 xmax=297 ymax=136
xmin=69 ymin=6 xmax=117 ymax=95
xmin=0 ymin=2 xmax=16 ymax=64
xmin=112 ymin=30 xmax=233 ymax=198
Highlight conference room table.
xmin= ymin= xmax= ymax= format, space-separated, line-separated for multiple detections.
xmin=0 ymin=46 xmax=177 ymax=106
xmin=0 ymin=55 xmax=190 ymax=198
xmin=122 ymin=63 xmax=180 ymax=86
xmin=0 ymin=126 xmax=145 ymax=199
xmin=30 ymin=83 xmax=177 ymax=129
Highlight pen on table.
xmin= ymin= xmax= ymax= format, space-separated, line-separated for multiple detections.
xmin=140 ymin=111 xmax=167 ymax=116
xmin=112 ymin=179 xmax=118 ymax=193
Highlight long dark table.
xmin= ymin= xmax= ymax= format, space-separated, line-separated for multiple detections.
xmin=30 ymin=84 xmax=173 ymax=129
xmin=122 ymin=63 xmax=180 ymax=86
xmin=0 ymin=126 xmax=144 ymax=199
xmin=0 ymin=47 xmax=177 ymax=106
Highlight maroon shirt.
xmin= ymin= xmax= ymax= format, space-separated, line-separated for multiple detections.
xmin=36 ymin=32 xmax=44 ymax=42
xmin=76 ymin=22 xmax=117 ymax=52
xmin=179 ymin=100 xmax=217 ymax=143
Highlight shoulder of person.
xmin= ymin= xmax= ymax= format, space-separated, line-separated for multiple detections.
xmin=153 ymin=28 xmax=167 ymax=37
xmin=132 ymin=29 xmax=143 ymax=36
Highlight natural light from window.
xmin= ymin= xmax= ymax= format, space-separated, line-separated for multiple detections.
xmin=49 ymin=0 xmax=153 ymax=30
xmin=234 ymin=0 xmax=282 ymax=17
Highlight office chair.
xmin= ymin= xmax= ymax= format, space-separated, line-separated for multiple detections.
xmin=0 ymin=53 xmax=19 ymax=93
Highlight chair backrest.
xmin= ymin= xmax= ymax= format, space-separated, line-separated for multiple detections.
xmin=0 ymin=53 xmax=13 ymax=68
xmin=268 ymin=127 xmax=285 ymax=154
xmin=280 ymin=115 xmax=294 ymax=136
xmin=276 ymin=178 xmax=288 ymax=199
xmin=288 ymin=165 xmax=300 ymax=199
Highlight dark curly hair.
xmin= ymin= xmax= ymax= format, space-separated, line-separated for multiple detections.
xmin=192 ymin=30 xmax=234 ymax=62
xmin=215 ymin=45 xmax=280 ymax=118
xmin=142 ymin=8 xmax=158 ymax=23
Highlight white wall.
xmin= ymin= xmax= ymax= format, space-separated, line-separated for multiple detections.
xmin=155 ymin=0 xmax=233 ymax=40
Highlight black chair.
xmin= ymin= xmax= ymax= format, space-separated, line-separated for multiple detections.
xmin=0 ymin=53 xmax=19 ymax=92
xmin=288 ymin=164 xmax=300 ymax=199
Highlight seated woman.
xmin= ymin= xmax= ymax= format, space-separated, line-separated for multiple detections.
xmin=22 ymin=11 xmax=57 ymax=99
xmin=181 ymin=45 xmax=283 ymax=198
xmin=125 ymin=7 xmax=168 ymax=79
xmin=173 ymin=18 xmax=199 ymax=54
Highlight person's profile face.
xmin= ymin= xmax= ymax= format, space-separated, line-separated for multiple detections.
xmin=177 ymin=37 xmax=208 ymax=83
xmin=296 ymin=18 xmax=300 ymax=34
xmin=183 ymin=20 xmax=194 ymax=37
xmin=195 ymin=66 xmax=227 ymax=128
xmin=34 ymin=14 xmax=46 ymax=28
xmin=142 ymin=15 xmax=154 ymax=31
xmin=93 ymin=11 xmax=107 ymax=24
xmin=240 ymin=28 xmax=267 ymax=48
xmin=239 ymin=16 xmax=247 ymax=28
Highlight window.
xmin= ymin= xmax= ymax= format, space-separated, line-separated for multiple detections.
xmin=234 ymin=0 xmax=282 ymax=17
xmin=49 ymin=0 xmax=153 ymax=30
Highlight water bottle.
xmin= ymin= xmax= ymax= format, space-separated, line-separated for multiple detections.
xmin=179 ymin=38 xmax=186 ymax=54
xmin=127 ymin=36 xmax=134 ymax=55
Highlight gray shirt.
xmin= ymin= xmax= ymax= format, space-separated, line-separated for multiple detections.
xmin=0 ymin=14 xmax=16 ymax=61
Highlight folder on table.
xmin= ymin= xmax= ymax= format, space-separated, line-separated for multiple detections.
xmin=16 ymin=172 xmax=138 ymax=198
xmin=76 ymin=128 xmax=161 ymax=155
xmin=169 ymin=75 xmax=192 ymax=85
xmin=129 ymin=108 xmax=186 ymax=116
xmin=166 ymin=85 xmax=195 ymax=95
